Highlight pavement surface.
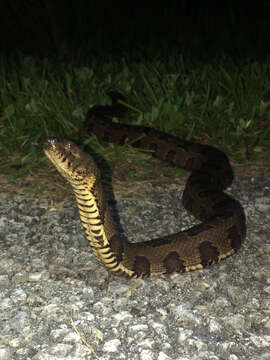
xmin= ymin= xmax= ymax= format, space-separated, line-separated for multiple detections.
xmin=0 ymin=174 xmax=269 ymax=360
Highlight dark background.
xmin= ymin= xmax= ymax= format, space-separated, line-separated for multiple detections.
xmin=1 ymin=0 xmax=270 ymax=60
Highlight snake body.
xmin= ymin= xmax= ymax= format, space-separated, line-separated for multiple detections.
xmin=44 ymin=94 xmax=246 ymax=278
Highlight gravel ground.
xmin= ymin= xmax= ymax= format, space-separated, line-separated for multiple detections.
xmin=0 ymin=175 xmax=269 ymax=360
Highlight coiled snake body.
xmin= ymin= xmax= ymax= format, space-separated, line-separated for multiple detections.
xmin=44 ymin=93 xmax=246 ymax=278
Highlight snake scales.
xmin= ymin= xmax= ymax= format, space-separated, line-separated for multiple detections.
xmin=44 ymin=92 xmax=246 ymax=278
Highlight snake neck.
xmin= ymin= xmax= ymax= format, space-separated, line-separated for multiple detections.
xmin=71 ymin=178 xmax=135 ymax=277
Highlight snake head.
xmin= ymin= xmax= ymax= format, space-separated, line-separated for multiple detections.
xmin=44 ymin=137 xmax=100 ymax=182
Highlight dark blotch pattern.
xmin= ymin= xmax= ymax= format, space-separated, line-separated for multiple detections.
xmin=157 ymin=133 xmax=171 ymax=142
xmin=185 ymin=157 xmax=200 ymax=170
xmin=164 ymin=251 xmax=186 ymax=273
xmin=133 ymin=256 xmax=151 ymax=277
xmin=177 ymin=139 xmax=192 ymax=151
xmin=188 ymin=175 xmax=211 ymax=186
xmin=119 ymin=135 xmax=127 ymax=145
xmin=199 ymin=241 xmax=219 ymax=267
xmin=132 ymin=139 xmax=142 ymax=147
xmin=182 ymin=191 xmax=193 ymax=212
xmin=228 ymin=225 xmax=242 ymax=251
xmin=78 ymin=92 xmax=247 ymax=276
xmin=198 ymin=208 xmax=211 ymax=221
xmin=165 ymin=150 xmax=177 ymax=164
xmin=102 ymin=131 xmax=111 ymax=143
xmin=214 ymin=198 xmax=235 ymax=211
xmin=199 ymin=189 xmax=219 ymax=197
xmin=109 ymin=235 xmax=124 ymax=263
xmin=148 ymin=143 xmax=158 ymax=152
xmin=218 ymin=211 xmax=234 ymax=220
xmin=143 ymin=128 xmax=153 ymax=136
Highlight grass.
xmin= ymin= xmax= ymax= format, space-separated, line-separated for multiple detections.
xmin=0 ymin=53 xmax=270 ymax=182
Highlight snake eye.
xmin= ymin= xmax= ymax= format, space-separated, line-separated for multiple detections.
xmin=64 ymin=141 xmax=73 ymax=151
